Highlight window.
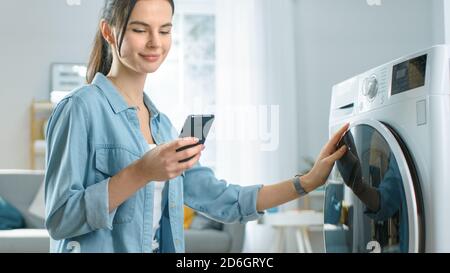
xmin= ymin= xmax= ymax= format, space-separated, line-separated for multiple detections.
xmin=145 ymin=0 xmax=217 ymax=169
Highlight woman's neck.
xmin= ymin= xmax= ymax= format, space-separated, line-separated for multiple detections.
xmin=107 ymin=65 xmax=147 ymax=105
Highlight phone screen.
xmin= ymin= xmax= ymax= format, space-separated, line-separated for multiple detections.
xmin=177 ymin=115 xmax=215 ymax=162
xmin=179 ymin=115 xmax=215 ymax=144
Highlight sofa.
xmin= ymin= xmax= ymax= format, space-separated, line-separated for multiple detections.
xmin=0 ymin=170 xmax=245 ymax=253
xmin=0 ymin=170 xmax=49 ymax=253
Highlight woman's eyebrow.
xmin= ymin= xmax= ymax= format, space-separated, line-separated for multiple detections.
xmin=129 ymin=21 xmax=173 ymax=28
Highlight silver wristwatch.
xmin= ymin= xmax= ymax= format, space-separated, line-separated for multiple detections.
xmin=293 ymin=175 xmax=308 ymax=197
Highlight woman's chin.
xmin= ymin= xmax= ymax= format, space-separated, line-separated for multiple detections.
xmin=141 ymin=64 xmax=162 ymax=74
xmin=132 ymin=67 xmax=158 ymax=75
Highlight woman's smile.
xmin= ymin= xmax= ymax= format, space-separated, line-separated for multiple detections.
xmin=139 ymin=53 xmax=161 ymax=63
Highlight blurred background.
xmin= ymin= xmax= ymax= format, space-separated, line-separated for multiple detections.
xmin=0 ymin=0 xmax=448 ymax=253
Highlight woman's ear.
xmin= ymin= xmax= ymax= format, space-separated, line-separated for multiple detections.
xmin=100 ymin=19 xmax=116 ymax=46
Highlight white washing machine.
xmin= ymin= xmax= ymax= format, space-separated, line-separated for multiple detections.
xmin=325 ymin=45 xmax=450 ymax=253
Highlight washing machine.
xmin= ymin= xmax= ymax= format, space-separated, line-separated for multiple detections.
xmin=325 ymin=45 xmax=450 ymax=253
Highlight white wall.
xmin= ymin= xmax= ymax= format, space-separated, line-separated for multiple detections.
xmin=434 ymin=0 xmax=450 ymax=43
xmin=295 ymin=0 xmax=440 ymax=170
xmin=0 ymin=0 xmax=104 ymax=169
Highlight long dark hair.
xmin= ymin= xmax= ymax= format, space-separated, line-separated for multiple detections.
xmin=86 ymin=0 xmax=175 ymax=83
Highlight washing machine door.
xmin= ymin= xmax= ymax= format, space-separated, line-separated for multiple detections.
xmin=324 ymin=119 xmax=424 ymax=253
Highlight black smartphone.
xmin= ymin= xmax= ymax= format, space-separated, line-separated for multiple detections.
xmin=176 ymin=114 xmax=215 ymax=163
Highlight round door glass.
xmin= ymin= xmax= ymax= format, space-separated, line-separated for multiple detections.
xmin=324 ymin=124 xmax=409 ymax=253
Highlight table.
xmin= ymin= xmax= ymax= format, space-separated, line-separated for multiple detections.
xmin=260 ymin=210 xmax=324 ymax=253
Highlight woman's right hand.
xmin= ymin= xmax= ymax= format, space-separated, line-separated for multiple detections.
xmin=136 ymin=137 xmax=205 ymax=182
xmin=300 ymin=124 xmax=349 ymax=192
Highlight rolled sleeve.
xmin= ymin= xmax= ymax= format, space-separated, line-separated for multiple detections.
xmin=183 ymin=163 xmax=265 ymax=224
xmin=85 ymin=178 xmax=117 ymax=230
xmin=238 ymin=185 xmax=265 ymax=222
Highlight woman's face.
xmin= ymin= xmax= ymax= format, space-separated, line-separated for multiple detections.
xmin=113 ymin=0 xmax=173 ymax=74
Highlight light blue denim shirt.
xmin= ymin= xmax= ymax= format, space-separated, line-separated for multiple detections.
xmin=44 ymin=73 xmax=264 ymax=253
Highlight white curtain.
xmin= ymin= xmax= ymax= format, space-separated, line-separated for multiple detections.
xmin=215 ymin=0 xmax=299 ymax=252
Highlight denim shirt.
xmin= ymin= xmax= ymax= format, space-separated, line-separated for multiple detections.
xmin=44 ymin=73 xmax=264 ymax=253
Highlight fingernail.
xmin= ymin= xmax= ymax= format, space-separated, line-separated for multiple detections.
xmin=193 ymin=137 xmax=199 ymax=142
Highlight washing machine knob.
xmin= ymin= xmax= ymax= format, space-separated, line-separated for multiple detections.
xmin=363 ymin=75 xmax=378 ymax=100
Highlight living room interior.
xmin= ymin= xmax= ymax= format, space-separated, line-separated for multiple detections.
xmin=0 ymin=0 xmax=448 ymax=253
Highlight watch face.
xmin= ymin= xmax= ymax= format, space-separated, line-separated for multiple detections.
xmin=294 ymin=177 xmax=307 ymax=195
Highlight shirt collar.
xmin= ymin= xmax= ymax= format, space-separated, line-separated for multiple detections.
xmin=92 ymin=72 xmax=160 ymax=120
xmin=143 ymin=92 xmax=161 ymax=121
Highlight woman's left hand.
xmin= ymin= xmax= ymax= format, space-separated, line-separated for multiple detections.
xmin=300 ymin=123 xmax=350 ymax=193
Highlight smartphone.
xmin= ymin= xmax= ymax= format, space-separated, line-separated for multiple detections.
xmin=176 ymin=114 xmax=215 ymax=163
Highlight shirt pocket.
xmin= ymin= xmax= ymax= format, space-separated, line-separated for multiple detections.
xmin=95 ymin=145 xmax=141 ymax=225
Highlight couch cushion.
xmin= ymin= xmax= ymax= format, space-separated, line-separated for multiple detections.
xmin=0 ymin=171 xmax=45 ymax=228
xmin=0 ymin=229 xmax=49 ymax=253
xmin=190 ymin=213 xmax=223 ymax=231
xmin=184 ymin=206 xmax=196 ymax=229
xmin=28 ymin=181 xmax=45 ymax=221
xmin=184 ymin=229 xmax=231 ymax=253
xmin=0 ymin=197 xmax=25 ymax=230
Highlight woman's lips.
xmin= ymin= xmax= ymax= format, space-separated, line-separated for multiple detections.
xmin=140 ymin=54 xmax=160 ymax=62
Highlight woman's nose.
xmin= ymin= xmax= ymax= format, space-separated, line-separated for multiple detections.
xmin=146 ymin=32 xmax=162 ymax=48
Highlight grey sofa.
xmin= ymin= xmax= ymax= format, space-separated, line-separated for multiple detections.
xmin=0 ymin=170 xmax=49 ymax=253
xmin=0 ymin=170 xmax=245 ymax=253
xmin=185 ymin=221 xmax=245 ymax=253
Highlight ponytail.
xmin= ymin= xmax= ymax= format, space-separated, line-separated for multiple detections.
xmin=86 ymin=29 xmax=112 ymax=84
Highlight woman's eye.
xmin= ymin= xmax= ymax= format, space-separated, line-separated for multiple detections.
xmin=132 ymin=29 xmax=146 ymax=33
xmin=160 ymin=31 xmax=171 ymax=35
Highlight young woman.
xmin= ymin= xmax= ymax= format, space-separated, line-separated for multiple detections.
xmin=44 ymin=0 xmax=348 ymax=253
